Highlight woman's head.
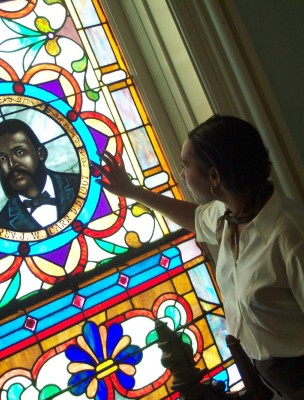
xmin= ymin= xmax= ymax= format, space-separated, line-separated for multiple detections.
xmin=188 ymin=115 xmax=272 ymax=196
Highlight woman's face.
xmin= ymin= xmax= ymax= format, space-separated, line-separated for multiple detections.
xmin=180 ymin=139 xmax=216 ymax=204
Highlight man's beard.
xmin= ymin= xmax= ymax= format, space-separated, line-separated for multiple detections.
xmin=0 ymin=163 xmax=47 ymax=199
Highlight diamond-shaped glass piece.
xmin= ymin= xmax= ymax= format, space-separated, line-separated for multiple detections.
xmin=24 ymin=316 xmax=37 ymax=331
xmin=118 ymin=274 xmax=129 ymax=288
xmin=73 ymin=294 xmax=85 ymax=309
xmin=160 ymin=255 xmax=170 ymax=269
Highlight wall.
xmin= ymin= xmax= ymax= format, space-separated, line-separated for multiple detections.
xmin=234 ymin=0 xmax=304 ymax=164
xmin=164 ymin=0 xmax=304 ymax=199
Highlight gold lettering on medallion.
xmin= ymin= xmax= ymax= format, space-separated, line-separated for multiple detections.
xmin=0 ymin=229 xmax=47 ymax=241
xmin=78 ymin=147 xmax=90 ymax=177
xmin=78 ymin=175 xmax=90 ymax=198
xmin=47 ymin=197 xmax=84 ymax=236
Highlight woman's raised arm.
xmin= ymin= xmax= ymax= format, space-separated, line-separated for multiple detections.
xmin=91 ymin=151 xmax=197 ymax=232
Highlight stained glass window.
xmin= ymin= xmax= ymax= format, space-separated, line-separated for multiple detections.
xmin=0 ymin=1 xmax=242 ymax=399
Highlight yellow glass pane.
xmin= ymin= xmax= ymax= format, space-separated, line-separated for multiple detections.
xmin=107 ymin=299 xmax=133 ymax=320
xmin=144 ymin=384 xmax=169 ymax=399
xmin=203 ymin=345 xmax=221 ymax=369
xmin=197 ymin=318 xmax=214 ymax=348
xmin=92 ymin=0 xmax=107 ymax=23
xmin=2 ymin=345 xmax=42 ymax=374
xmin=101 ymin=64 xmax=120 ymax=74
xmin=200 ymin=300 xmax=218 ymax=312
xmin=109 ymin=81 xmax=128 ymax=91
xmin=132 ymin=281 xmax=175 ymax=310
xmin=89 ymin=311 xmax=107 ymax=326
xmin=214 ymin=308 xmax=225 ymax=316
xmin=196 ymin=357 xmax=207 ymax=370
xmin=184 ymin=291 xmax=203 ymax=319
xmin=172 ymin=272 xmax=192 ymax=295
xmin=41 ymin=323 xmax=84 ymax=352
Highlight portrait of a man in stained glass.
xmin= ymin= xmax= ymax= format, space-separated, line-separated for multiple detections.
xmin=0 ymin=118 xmax=80 ymax=231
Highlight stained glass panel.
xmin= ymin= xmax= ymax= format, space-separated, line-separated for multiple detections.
xmin=0 ymin=1 xmax=242 ymax=398
xmin=0 ymin=0 xmax=182 ymax=306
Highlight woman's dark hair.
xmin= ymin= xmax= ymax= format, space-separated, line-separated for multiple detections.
xmin=188 ymin=114 xmax=272 ymax=196
xmin=0 ymin=118 xmax=43 ymax=150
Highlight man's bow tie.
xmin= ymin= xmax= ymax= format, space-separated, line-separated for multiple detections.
xmin=23 ymin=191 xmax=57 ymax=212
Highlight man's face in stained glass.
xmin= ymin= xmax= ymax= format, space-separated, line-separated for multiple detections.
xmin=0 ymin=130 xmax=46 ymax=199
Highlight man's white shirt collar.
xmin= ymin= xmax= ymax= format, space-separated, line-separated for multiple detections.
xmin=20 ymin=175 xmax=57 ymax=226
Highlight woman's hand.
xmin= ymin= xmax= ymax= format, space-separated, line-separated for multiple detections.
xmin=91 ymin=150 xmax=137 ymax=197
xmin=91 ymin=150 xmax=197 ymax=232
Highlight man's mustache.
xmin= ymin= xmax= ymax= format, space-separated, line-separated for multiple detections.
xmin=6 ymin=168 xmax=34 ymax=181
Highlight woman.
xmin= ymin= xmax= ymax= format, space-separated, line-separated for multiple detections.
xmin=93 ymin=115 xmax=304 ymax=400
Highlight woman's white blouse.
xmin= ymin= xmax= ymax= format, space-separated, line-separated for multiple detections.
xmin=195 ymin=189 xmax=304 ymax=360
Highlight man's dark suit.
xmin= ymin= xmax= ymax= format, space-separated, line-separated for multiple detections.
xmin=0 ymin=170 xmax=80 ymax=231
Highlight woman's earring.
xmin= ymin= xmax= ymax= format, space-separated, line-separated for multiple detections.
xmin=211 ymin=186 xmax=217 ymax=197
xmin=211 ymin=185 xmax=224 ymax=197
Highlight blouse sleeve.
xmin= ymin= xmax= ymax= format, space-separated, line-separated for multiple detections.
xmin=195 ymin=200 xmax=225 ymax=245
xmin=286 ymin=240 xmax=304 ymax=313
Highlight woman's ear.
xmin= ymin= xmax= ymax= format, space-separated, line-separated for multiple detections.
xmin=208 ymin=166 xmax=221 ymax=187
xmin=37 ymin=146 xmax=48 ymax=162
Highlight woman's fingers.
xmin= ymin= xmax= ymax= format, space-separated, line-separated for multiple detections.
xmin=90 ymin=159 xmax=103 ymax=171
xmin=90 ymin=159 xmax=112 ymax=184
xmin=91 ymin=150 xmax=122 ymax=173
xmin=97 ymin=150 xmax=121 ymax=169
xmin=90 ymin=150 xmax=130 ymax=194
